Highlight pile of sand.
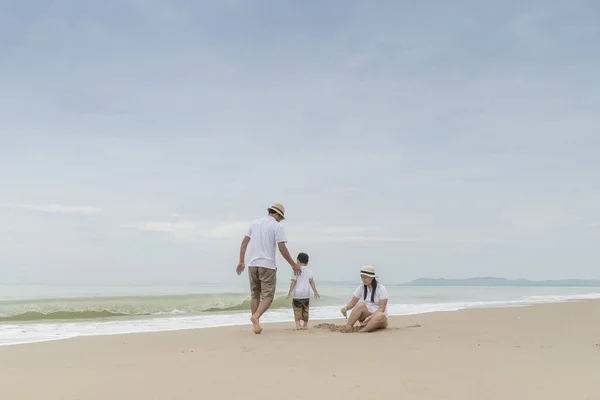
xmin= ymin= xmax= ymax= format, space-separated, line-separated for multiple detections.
xmin=314 ymin=323 xmax=362 ymax=333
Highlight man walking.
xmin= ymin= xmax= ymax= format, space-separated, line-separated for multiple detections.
xmin=237 ymin=203 xmax=300 ymax=334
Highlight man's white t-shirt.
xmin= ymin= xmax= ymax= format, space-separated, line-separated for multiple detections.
xmin=353 ymin=283 xmax=389 ymax=315
xmin=244 ymin=216 xmax=287 ymax=270
xmin=291 ymin=266 xmax=313 ymax=299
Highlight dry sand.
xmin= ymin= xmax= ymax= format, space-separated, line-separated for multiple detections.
xmin=1 ymin=300 xmax=599 ymax=400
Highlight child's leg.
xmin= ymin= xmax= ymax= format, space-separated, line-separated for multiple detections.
xmin=302 ymin=300 xmax=309 ymax=329
xmin=292 ymin=300 xmax=303 ymax=330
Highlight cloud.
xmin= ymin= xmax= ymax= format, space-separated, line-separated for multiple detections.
xmin=122 ymin=219 xmax=499 ymax=245
xmin=122 ymin=220 xmax=387 ymax=243
xmin=121 ymin=220 xmax=250 ymax=242
xmin=316 ymin=235 xmax=422 ymax=243
xmin=316 ymin=235 xmax=431 ymax=244
xmin=0 ymin=203 xmax=103 ymax=215
xmin=315 ymin=226 xmax=369 ymax=235
xmin=303 ymin=234 xmax=502 ymax=245
xmin=1 ymin=1 xmax=599 ymax=283
xmin=123 ymin=220 xmax=386 ymax=243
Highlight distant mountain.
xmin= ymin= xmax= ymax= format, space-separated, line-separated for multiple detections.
xmin=400 ymin=277 xmax=600 ymax=287
xmin=318 ymin=280 xmax=359 ymax=286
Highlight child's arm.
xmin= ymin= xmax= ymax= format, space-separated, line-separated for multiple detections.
xmin=309 ymin=278 xmax=320 ymax=299
xmin=287 ymin=279 xmax=296 ymax=298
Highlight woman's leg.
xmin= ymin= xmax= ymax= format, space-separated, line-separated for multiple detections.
xmin=358 ymin=312 xmax=388 ymax=333
xmin=346 ymin=302 xmax=369 ymax=327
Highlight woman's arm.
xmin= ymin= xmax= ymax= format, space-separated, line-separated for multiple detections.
xmin=341 ymin=296 xmax=359 ymax=316
xmin=359 ymin=298 xmax=388 ymax=326
xmin=376 ymin=298 xmax=388 ymax=313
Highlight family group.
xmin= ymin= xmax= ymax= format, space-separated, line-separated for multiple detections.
xmin=235 ymin=203 xmax=389 ymax=334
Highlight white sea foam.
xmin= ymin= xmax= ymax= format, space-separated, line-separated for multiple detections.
xmin=2 ymin=288 xmax=599 ymax=346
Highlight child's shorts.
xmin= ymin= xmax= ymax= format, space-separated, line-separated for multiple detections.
xmin=292 ymin=298 xmax=310 ymax=321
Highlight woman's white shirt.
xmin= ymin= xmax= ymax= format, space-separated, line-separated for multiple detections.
xmin=353 ymin=283 xmax=389 ymax=315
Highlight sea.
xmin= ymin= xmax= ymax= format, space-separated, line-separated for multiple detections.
xmin=2 ymin=282 xmax=600 ymax=346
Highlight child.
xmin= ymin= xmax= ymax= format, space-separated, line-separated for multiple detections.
xmin=287 ymin=252 xmax=320 ymax=330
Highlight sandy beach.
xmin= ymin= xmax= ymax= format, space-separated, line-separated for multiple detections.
xmin=1 ymin=300 xmax=599 ymax=400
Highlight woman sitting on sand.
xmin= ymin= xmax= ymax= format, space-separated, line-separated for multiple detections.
xmin=340 ymin=266 xmax=389 ymax=332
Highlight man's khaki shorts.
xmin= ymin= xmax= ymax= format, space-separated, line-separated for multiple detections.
xmin=248 ymin=266 xmax=277 ymax=300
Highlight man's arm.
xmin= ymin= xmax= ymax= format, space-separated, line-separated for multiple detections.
xmin=287 ymin=279 xmax=296 ymax=298
xmin=309 ymin=278 xmax=320 ymax=299
xmin=236 ymin=236 xmax=250 ymax=275
xmin=277 ymin=242 xmax=300 ymax=274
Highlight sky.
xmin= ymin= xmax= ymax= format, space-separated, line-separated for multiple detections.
xmin=0 ymin=0 xmax=599 ymax=285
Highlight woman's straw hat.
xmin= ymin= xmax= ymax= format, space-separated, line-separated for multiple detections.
xmin=359 ymin=265 xmax=377 ymax=277
xmin=268 ymin=203 xmax=285 ymax=219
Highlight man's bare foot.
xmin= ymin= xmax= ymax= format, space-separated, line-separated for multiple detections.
xmin=250 ymin=315 xmax=262 ymax=334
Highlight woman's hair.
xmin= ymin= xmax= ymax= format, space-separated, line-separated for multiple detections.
xmin=363 ymin=278 xmax=378 ymax=302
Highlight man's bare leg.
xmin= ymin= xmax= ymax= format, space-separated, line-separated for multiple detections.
xmin=295 ymin=320 xmax=302 ymax=330
xmin=251 ymin=299 xmax=260 ymax=315
xmin=302 ymin=320 xmax=308 ymax=330
xmin=250 ymin=298 xmax=272 ymax=334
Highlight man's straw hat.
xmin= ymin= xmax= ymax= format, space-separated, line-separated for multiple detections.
xmin=268 ymin=203 xmax=285 ymax=219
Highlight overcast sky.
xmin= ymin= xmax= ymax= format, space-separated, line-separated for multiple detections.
xmin=1 ymin=0 xmax=598 ymax=285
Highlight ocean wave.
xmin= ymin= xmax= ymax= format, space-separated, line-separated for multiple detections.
xmin=0 ymin=310 xmax=134 ymax=322
xmin=0 ymin=293 xmax=294 ymax=322
xmin=204 ymin=296 xmax=291 ymax=312
xmin=2 ymin=288 xmax=599 ymax=325
xmin=2 ymin=288 xmax=600 ymax=346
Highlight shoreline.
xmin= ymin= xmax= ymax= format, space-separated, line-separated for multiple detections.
xmin=1 ymin=295 xmax=599 ymax=348
xmin=1 ymin=300 xmax=599 ymax=399
xmin=0 ymin=295 xmax=600 ymax=348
